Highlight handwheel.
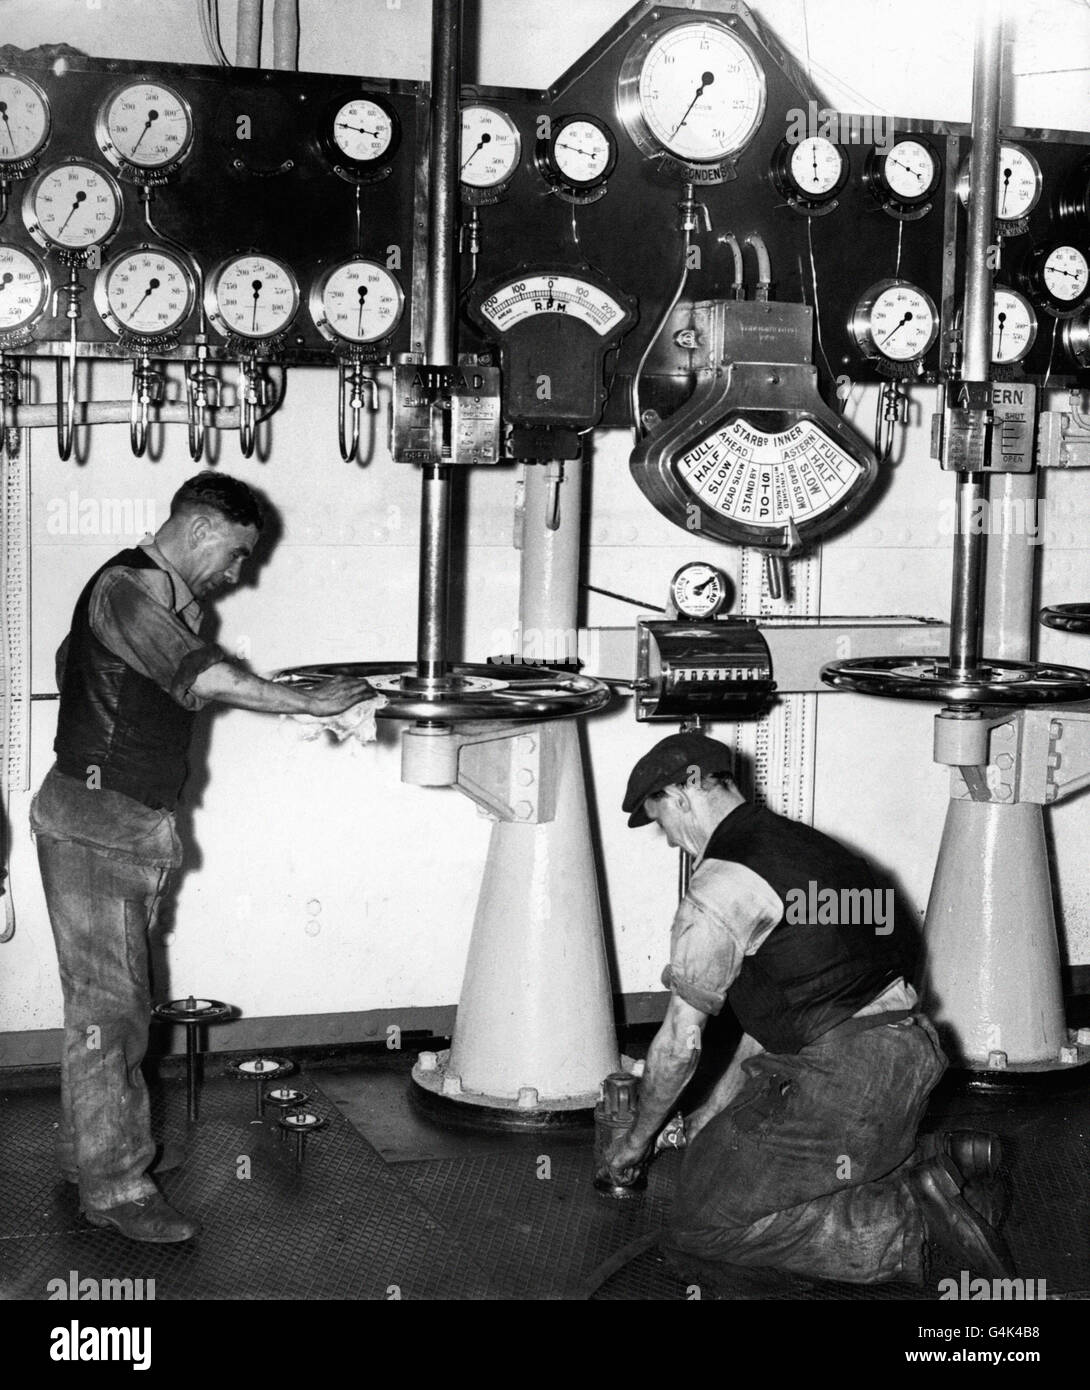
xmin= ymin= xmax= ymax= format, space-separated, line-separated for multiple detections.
xmin=275 ymin=661 xmax=612 ymax=722
xmin=1040 ymin=604 xmax=1090 ymax=634
xmin=821 ymin=655 xmax=1090 ymax=705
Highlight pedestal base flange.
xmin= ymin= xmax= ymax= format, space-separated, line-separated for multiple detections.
xmin=410 ymin=1049 xmax=639 ymax=1131
xmin=953 ymin=1035 xmax=1090 ymax=1091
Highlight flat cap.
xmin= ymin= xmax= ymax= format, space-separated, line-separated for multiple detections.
xmin=622 ymin=733 xmax=735 ymax=828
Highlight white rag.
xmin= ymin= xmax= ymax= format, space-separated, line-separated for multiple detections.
xmin=287 ymin=693 xmax=387 ymax=746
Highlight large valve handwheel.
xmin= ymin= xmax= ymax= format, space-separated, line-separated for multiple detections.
xmin=275 ymin=661 xmax=612 ymax=722
xmin=821 ymin=655 xmax=1090 ymax=705
xmin=1041 ymin=604 xmax=1090 ymax=634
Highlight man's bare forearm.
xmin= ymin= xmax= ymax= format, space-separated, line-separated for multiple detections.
xmin=687 ymin=1031 xmax=764 ymax=1140
xmin=190 ymin=661 xmax=315 ymax=713
xmin=628 ymin=1039 xmax=699 ymax=1152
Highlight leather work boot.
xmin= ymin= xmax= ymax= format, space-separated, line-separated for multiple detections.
xmin=963 ymin=1173 xmax=1012 ymax=1232
xmin=64 ymin=1140 xmax=186 ymax=1186
xmin=916 ymin=1129 xmax=1003 ymax=1182
xmin=84 ymin=1192 xmax=200 ymax=1243
xmin=907 ymin=1154 xmax=1016 ymax=1280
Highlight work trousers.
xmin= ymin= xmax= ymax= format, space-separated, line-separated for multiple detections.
xmin=31 ymin=767 xmax=180 ymax=1210
xmin=666 ymin=1014 xmax=947 ymax=1284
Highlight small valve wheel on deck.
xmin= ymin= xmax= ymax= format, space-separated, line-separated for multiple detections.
xmin=278 ymin=1110 xmax=326 ymax=1167
xmin=264 ymin=1087 xmax=310 ymax=1139
xmin=152 ymin=996 xmax=233 ymax=1123
xmin=226 ymin=1056 xmax=295 ymax=1119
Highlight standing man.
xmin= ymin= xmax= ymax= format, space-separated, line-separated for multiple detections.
xmin=601 ymin=732 xmax=1014 ymax=1289
xmin=31 ymin=471 xmax=374 ymax=1243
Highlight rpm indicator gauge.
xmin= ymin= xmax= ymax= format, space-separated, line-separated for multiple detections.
xmin=207 ymin=252 xmax=300 ymax=340
xmin=671 ymin=562 xmax=729 ymax=619
xmin=477 ymin=273 xmax=630 ymax=336
xmin=96 ymin=82 xmax=194 ymax=173
xmin=0 ymin=72 xmax=50 ymax=167
xmin=94 ymin=245 xmax=195 ymax=337
xmin=310 ymin=258 xmax=404 ymax=344
xmin=617 ymin=18 xmax=766 ymax=169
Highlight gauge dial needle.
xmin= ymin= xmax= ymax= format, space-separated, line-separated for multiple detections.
xmin=878 ymin=311 xmax=913 ymax=347
xmin=57 ymin=190 xmax=87 ymax=237
xmin=693 ymin=576 xmax=719 ymax=595
xmin=0 ymin=272 xmax=12 ymax=297
xmin=889 ymin=156 xmax=921 ymax=182
xmin=337 ymin=122 xmax=381 ymax=139
xmin=0 ymin=103 xmax=13 ymax=153
xmin=130 ymin=109 xmax=158 ymax=156
xmin=995 ymin=311 xmax=1006 ymax=355
xmin=1049 ymin=265 xmax=1083 ymax=282
xmin=250 ymin=278 xmax=263 ymax=333
xmin=669 ymin=70 xmax=715 ymax=140
xmin=356 ymin=285 xmax=368 ymax=337
xmin=1000 ymin=166 xmax=1012 ymax=213
xmin=130 ymin=277 xmax=160 ymax=318
xmin=461 ymin=132 xmax=491 ymax=172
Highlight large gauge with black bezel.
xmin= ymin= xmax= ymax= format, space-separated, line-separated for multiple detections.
xmin=616 ymin=16 xmax=766 ymax=180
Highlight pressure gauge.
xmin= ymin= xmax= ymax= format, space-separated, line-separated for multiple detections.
xmin=206 ymin=253 xmax=300 ymax=341
xmin=460 ymin=104 xmax=521 ymax=191
xmin=617 ymin=17 xmax=766 ymax=172
xmin=95 ymin=81 xmax=194 ymax=175
xmin=850 ymin=279 xmax=939 ymax=363
xmin=670 ymin=562 xmax=729 ymax=619
xmin=1062 ymin=310 xmax=1090 ymax=368
xmin=1020 ymin=240 xmax=1090 ymax=316
xmin=310 ymin=257 xmax=404 ymax=344
xmin=957 ymin=143 xmax=1042 ymax=227
xmin=22 ymin=161 xmax=123 ymax=251
xmin=992 ymin=288 xmax=1038 ymax=365
xmin=865 ymin=137 xmax=940 ymax=217
xmin=94 ymin=245 xmax=195 ymax=338
xmin=537 ymin=113 xmax=616 ymax=195
xmin=321 ymin=94 xmax=399 ymax=179
xmin=771 ymin=136 xmax=850 ymax=213
xmin=0 ymin=244 xmax=49 ymax=334
xmin=0 ymin=72 xmax=51 ymax=168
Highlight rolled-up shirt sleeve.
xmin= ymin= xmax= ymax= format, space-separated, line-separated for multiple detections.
xmin=89 ymin=568 xmax=228 ymax=710
xmin=661 ymin=859 xmax=784 ymax=1015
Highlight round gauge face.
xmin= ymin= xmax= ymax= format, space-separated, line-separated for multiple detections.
xmin=0 ymin=244 xmax=49 ymax=332
xmin=97 ymin=82 xmax=194 ymax=171
xmin=877 ymin=138 xmax=940 ymax=202
xmin=851 ymin=280 xmax=938 ymax=362
xmin=548 ymin=116 xmax=615 ymax=188
xmin=460 ymin=105 xmax=521 ymax=189
xmin=311 ymin=258 xmax=404 ymax=343
xmin=330 ymin=97 xmax=396 ymax=166
xmin=625 ymin=20 xmax=766 ymax=163
xmin=959 ymin=143 xmax=1042 ymax=223
xmin=788 ymin=137 xmax=848 ymax=199
xmin=0 ymin=72 xmax=50 ymax=165
xmin=992 ymin=288 xmax=1038 ymax=364
xmin=671 ymin=562 xmax=728 ymax=619
xmin=208 ymin=253 xmax=300 ymax=340
xmin=1042 ymin=245 xmax=1089 ymax=303
xmin=95 ymin=245 xmax=195 ymax=337
xmin=23 ymin=162 xmax=123 ymax=250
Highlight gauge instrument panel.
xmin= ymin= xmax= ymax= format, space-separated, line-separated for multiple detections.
xmin=0 ymin=53 xmax=426 ymax=362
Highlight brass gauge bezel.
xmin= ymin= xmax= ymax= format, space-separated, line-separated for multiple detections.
xmin=94 ymin=81 xmax=195 ymax=179
xmin=770 ymin=135 xmax=850 ymax=215
xmin=616 ymin=15 xmax=766 ymax=177
xmin=318 ymin=93 xmax=401 ymax=182
xmin=0 ymin=71 xmax=52 ymax=173
xmin=536 ymin=112 xmax=617 ymax=199
xmin=670 ymin=562 xmax=730 ymax=620
xmin=864 ymin=136 xmax=941 ymax=220
xmin=991 ymin=287 xmax=1038 ymax=365
xmin=459 ymin=103 xmax=522 ymax=200
xmin=22 ymin=159 xmax=124 ymax=252
xmin=849 ymin=278 xmax=939 ymax=364
xmin=957 ymin=142 xmax=1043 ymax=229
xmin=1019 ymin=239 xmax=1090 ymax=318
xmin=309 ymin=257 xmax=405 ymax=345
xmin=0 ymin=244 xmax=50 ymax=338
xmin=1062 ymin=310 xmax=1090 ymax=368
xmin=205 ymin=251 xmax=301 ymax=342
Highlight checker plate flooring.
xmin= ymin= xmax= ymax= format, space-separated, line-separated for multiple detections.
xmin=2 ymin=1052 xmax=1089 ymax=1301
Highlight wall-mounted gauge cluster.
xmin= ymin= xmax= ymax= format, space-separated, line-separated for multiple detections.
xmin=0 ymin=56 xmax=425 ymax=362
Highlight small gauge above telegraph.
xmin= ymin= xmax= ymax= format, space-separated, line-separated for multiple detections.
xmin=0 ymin=244 xmax=49 ymax=334
xmin=670 ymin=562 xmax=729 ymax=620
xmin=22 ymin=160 xmax=123 ymax=251
xmin=320 ymin=94 xmax=400 ymax=180
xmin=771 ymin=136 xmax=850 ymax=214
xmin=94 ymin=245 xmax=195 ymax=338
xmin=617 ymin=17 xmax=766 ymax=175
xmin=0 ymin=72 xmax=51 ymax=169
xmin=95 ymin=81 xmax=194 ymax=176
xmin=206 ymin=252 xmax=300 ymax=341
xmin=992 ymin=287 xmax=1038 ymax=364
xmin=460 ymin=104 xmax=522 ymax=195
xmin=1019 ymin=240 xmax=1090 ymax=316
xmin=850 ymin=279 xmax=939 ymax=364
xmin=310 ymin=258 xmax=404 ymax=344
xmin=957 ymin=142 xmax=1042 ymax=228
xmin=865 ymin=137 xmax=941 ymax=218
xmin=537 ymin=113 xmax=616 ymax=199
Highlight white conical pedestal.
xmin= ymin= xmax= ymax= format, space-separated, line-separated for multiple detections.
xmin=921 ymin=798 xmax=1070 ymax=1068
